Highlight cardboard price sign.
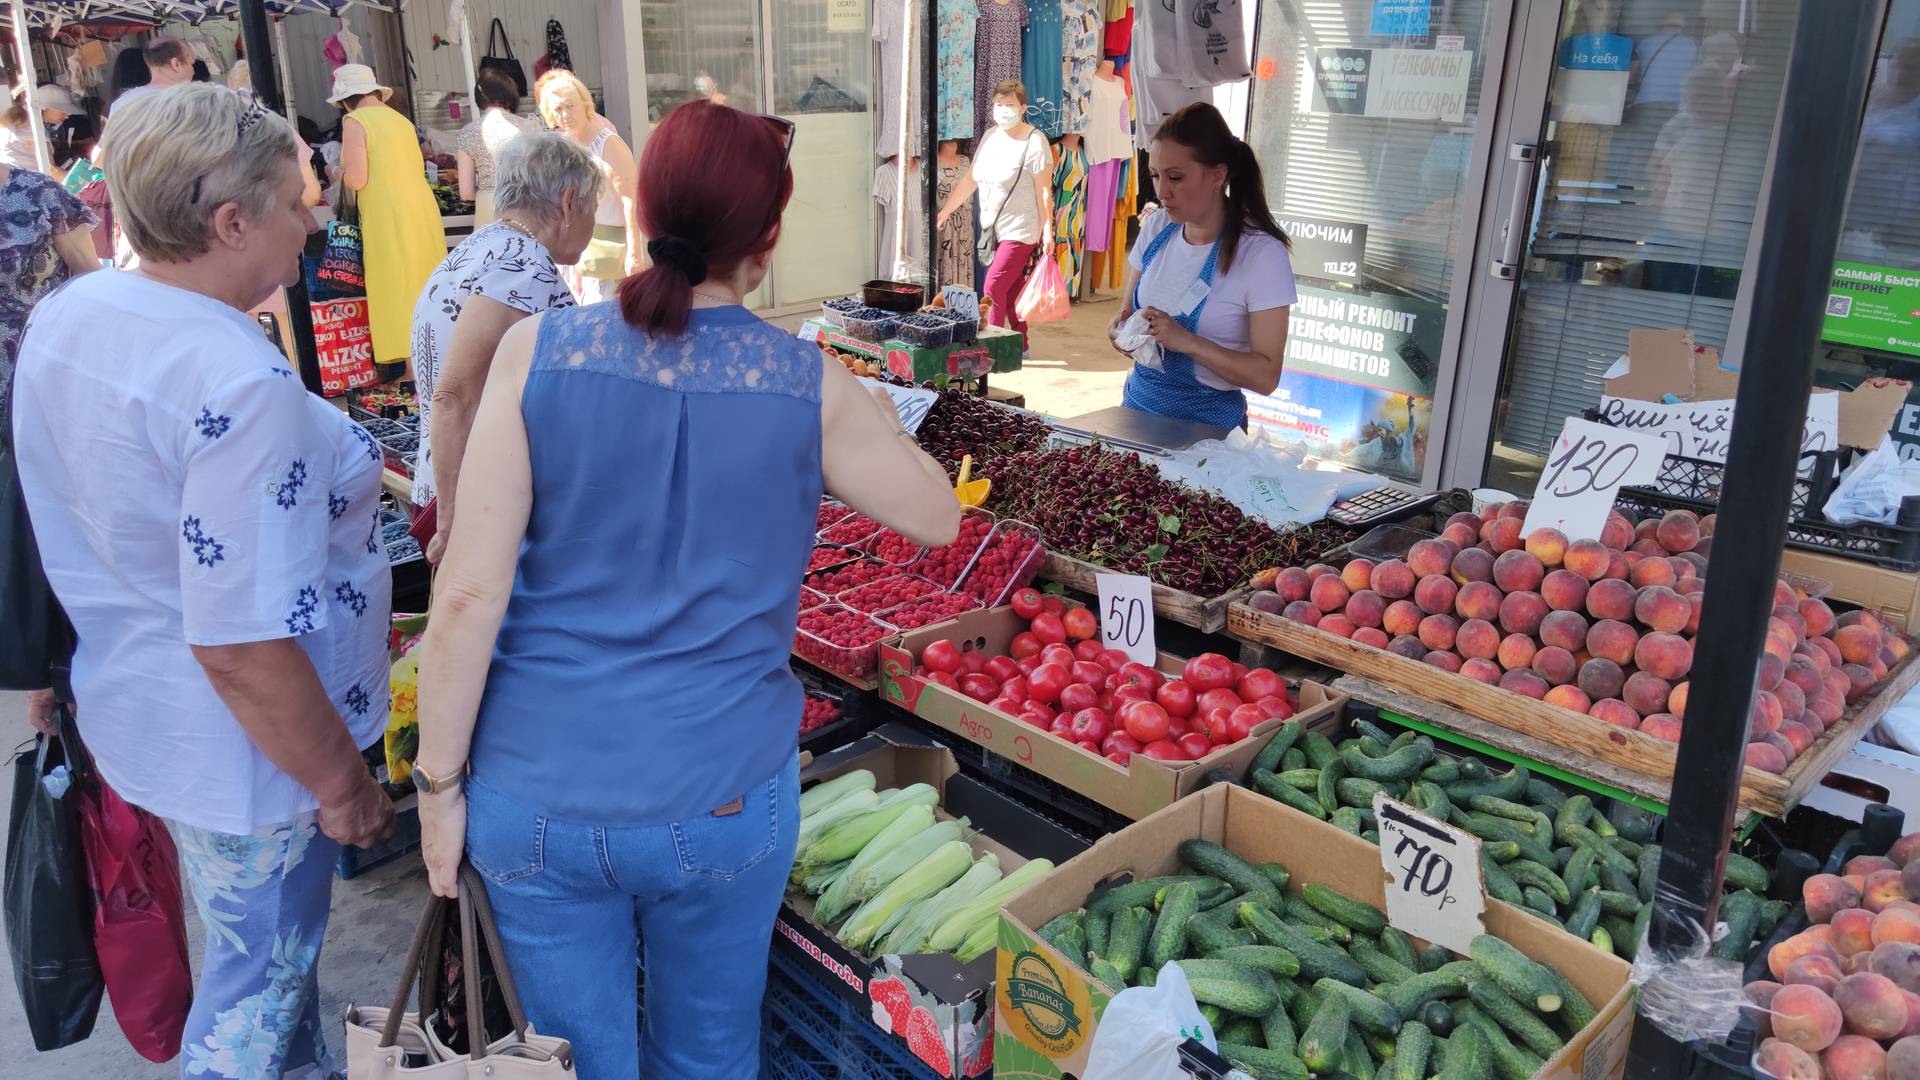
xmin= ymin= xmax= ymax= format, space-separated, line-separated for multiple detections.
xmin=881 ymin=383 xmax=941 ymax=433
xmin=1372 ymin=794 xmax=1486 ymax=955
xmin=1520 ymin=417 xmax=1666 ymax=541
xmin=1096 ymin=573 xmax=1157 ymax=665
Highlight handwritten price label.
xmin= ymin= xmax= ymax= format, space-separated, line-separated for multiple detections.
xmin=1096 ymin=573 xmax=1157 ymax=665
xmin=882 ymin=384 xmax=941 ymax=434
xmin=1372 ymin=794 xmax=1486 ymax=954
xmin=1520 ymin=417 xmax=1666 ymax=541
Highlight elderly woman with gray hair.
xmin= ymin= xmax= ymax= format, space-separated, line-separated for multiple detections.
xmin=11 ymin=83 xmax=394 ymax=1080
xmin=409 ymin=131 xmax=603 ymax=563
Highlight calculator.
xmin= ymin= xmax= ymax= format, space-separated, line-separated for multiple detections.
xmin=1326 ymin=486 xmax=1443 ymax=526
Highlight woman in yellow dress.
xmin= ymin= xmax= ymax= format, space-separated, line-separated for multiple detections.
xmin=331 ymin=64 xmax=445 ymax=378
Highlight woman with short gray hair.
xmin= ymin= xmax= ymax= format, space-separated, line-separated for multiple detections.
xmin=409 ymin=131 xmax=603 ymax=562
xmin=12 ymin=83 xmax=394 ymax=1079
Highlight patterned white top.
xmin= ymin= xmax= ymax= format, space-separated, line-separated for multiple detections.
xmin=11 ymin=271 xmax=392 ymax=833
xmin=408 ymin=221 xmax=573 ymax=505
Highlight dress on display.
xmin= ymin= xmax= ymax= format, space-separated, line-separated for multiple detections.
xmin=873 ymin=158 xmax=928 ymax=279
xmin=1050 ymin=139 xmax=1088 ymax=294
xmin=347 ymin=105 xmax=448 ymax=367
xmin=1021 ymin=0 xmax=1065 ymax=137
xmin=974 ymin=0 xmax=1028 ymax=137
xmin=875 ymin=0 xmax=928 ymax=158
xmin=936 ymin=155 xmax=975 ymax=288
xmin=1060 ymin=0 xmax=1103 ymax=133
xmin=937 ymin=0 xmax=978 ymax=140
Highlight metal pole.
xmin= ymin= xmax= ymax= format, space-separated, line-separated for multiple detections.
xmin=925 ymin=0 xmax=939 ymax=293
xmin=891 ymin=0 xmax=911 ymax=280
xmin=1625 ymin=1 xmax=1887 ymax=1074
xmin=456 ymin=4 xmax=478 ymax=105
xmin=9 ymin=3 xmax=51 ymax=173
xmin=239 ymin=0 xmax=324 ymax=398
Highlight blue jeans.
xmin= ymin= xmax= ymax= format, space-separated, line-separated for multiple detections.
xmin=465 ymin=757 xmax=800 ymax=1078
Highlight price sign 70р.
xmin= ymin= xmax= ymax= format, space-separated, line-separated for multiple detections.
xmin=1520 ymin=417 xmax=1667 ymax=542
xmin=1371 ymin=794 xmax=1487 ymax=955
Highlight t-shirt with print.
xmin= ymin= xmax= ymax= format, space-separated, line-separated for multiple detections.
xmin=409 ymin=221 xmax=574 ymax=504
xmin=1128 ymin=209 xmax=1299 ymax=391
xmin=971 ymin=126 xmax=1052 ymax=246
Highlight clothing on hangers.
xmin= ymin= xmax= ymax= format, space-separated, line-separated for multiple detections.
xmin=1061 ymin=0 xmax=1101 ymax=134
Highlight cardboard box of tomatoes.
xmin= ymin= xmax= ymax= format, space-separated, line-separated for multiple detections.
xmin=876 ymin=602 xmax=1347 ymax=821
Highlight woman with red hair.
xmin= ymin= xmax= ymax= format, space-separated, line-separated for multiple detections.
xmin=412 ymin=101 xmax=959 ymax=1077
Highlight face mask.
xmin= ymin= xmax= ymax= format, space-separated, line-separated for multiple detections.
xmin=993 ymin=104 xmax=1020 ymax=129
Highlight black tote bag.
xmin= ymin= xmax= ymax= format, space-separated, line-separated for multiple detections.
xmin=4 ymin=720 xmax=103 ymax=1051
xmin=481 ymin=19 xmax=528 ymax=97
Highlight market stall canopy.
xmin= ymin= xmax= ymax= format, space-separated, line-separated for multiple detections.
xmin=0 ymin=0 xmax=392 ymax=30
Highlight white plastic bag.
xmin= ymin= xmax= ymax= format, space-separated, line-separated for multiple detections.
xmin=1113 ymin=309 xmax=1164 ymax=370
xmin=1083 ymin=962 xmax=1216 ymax=1079
xmin=1823 ymin=435 xmax=1920 ymax=526
xmin=1172 ymin=0 xmax=1253 ymax=87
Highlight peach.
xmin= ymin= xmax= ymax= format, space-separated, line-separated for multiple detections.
xmin=1813 ymin=690 xmax=1847 ymax=726
xmin=1454 ymin=580 xmax=1505 ymax=623
xmin=1754 ymin=1038 xmax=1822 ymax=1080
xmin=1755 ymin=690 xmax=1786 ymax=734
xmin=1774 ymin=930 xmax=1845 ymax=980
xmin=1532 ymin=646 xmax=1578 ymax=687
xmin=1310 ymin=574 xmax=1350 ymax=613
xmin=1419 ymin=614 xmax=1460 ymax=652
xmin=1845 ymin=664 xmax=1878 ymax=704
xmin=1492 ymin=549 xmax=1546 ymax=594
xmin=1540 ymin=610 xmax=1590 ymax=653
xmin=1461 ymin=657 xmax=1503 ymax=684
xmin=1623 ymin=671 xmax=1673 ymax=717
xmin=1775 ymin=605 xmax=1810 ymax=640
xmin=1677 ymin=573 xmax=1707 ymax=595
xmin=1564 ymin=538 xmax=1612 ymax=582
xmin=1484 ymin=516 xmax=1524 ymax=553
xmin=1747 ymin=742 xmax=1790 ymax=773
xmin=1630 ymin=556 xmax=1678 ymax=589
xmin=1669 ymin=680 xmax=1691 ymax=718
xmin=1799 ymin=709 xmax=1829 ymax=738
xmin=1578 ymin=658 xmax=1627 ymax=700
xmin=1457 ymin=618 xmax=1501 ymax=661
xmin=1587 ymin=578 xmax=1638 ymax=622
xmin=1815 ymin=635 xmax=1847 ymax=668
xmin=1450 ymin=546 xmax=1495 ymax=586
xmin=1605 ymin=551 xmax=1632 ymax=580
xmin=1799 ymin=598 xmax=1837 ymax=638
xmin=1544 ymin=684 xmax=1591 ymax=713
xmin=1306 ymin=563 xmax=1338 ymax=580
xmin=1837 ymin=972 xmax=1910 ymax=1039
xmin=1497 ymin=633 xmax=1538 ymax=671
xmin=1789 ymin=953 xmax=1848 ymax=994
xmin=1498 ymin=669 xmax=1550 ymax=699
xmin=1442 ymin=521 xmax=1480 ymax=549
xmin=1853 ymin=856 xmax=1903 ymax=877
xmin=1601 ymin=515 xmax=1635 ymax=551
xmin=1352 ymin=627 xmax=1391 ymax=650
xmin=1415 ymin=574 xmax=1459 ymax=617
xmin=1874 ymin=942 xmax=1920 ymax=993
xmin=1747 ymin=980 xmax=1783 ymax=1039
xmin=1275 ymin=567 xmax=1314 ymax=602
xmin=1371 ymin=560 xmax=1416 ymax=599
xmin=1656 ymin=510 xmax=1701 ymax=552
xmin=1526 ymin=527 xmax=1569 ymax=567
xmin=1772 ymin=983 xmax=1845 ymax=1052
xmin=1632 ymin=537 xmax=1670 ymax=558
xmin=1587 ymin=619 xmax=1640 ymax=666
xmin=1283 ymin=600 xmax=1322 ymax=626
xmin=1541 ymin=569 xmax=1590 ymax=612
xmin=1796 ymin=643 xmax=1834 ymax=673
xmin=1388 ymin=635 xmax=1428 ymax=660
xmin=1341 ymin=559 xmax=1374 ymax=592
xmin=1779 ymin=722 xmax=1817 ymax=757
xmin=1822 ymin=1033 xmax=1888 ymax=1079
xmin=1669 ymin=556 xmax=1697 ymax=582
xmin=1319 ymin=614 xmax=1356 ymax=638
xmin=1345 ymin=590 xmax=1386 ymax=630
xmin=1383 ymin=600 xmax=1424 ymax=637
xmin=1840 ymin=610 xmax=1887 ymax=633
xmin=1774 ymin=679 xmax=1808 ymax=724
xmin=1895 ymin=833 xmax=1920 ymax=868
xmin=1633 ymin=517 xmax=1661 ymax=545
xmin=1867 ymin=870 xmax=1912 ymax=914
xmin=1425 ymin=650 xmax=1464 ymax=673
xmin=1901 ymin=862 xmax=1920 ymax=899
xmin=1846 ymin=950 xmax=1876 ymax=976
xmin=1686 ymin=590 xmax=1705 ymax=634
xmin=1407 ymin=539 xmax=1455 ymax=578
xmin=1498 ymin=500 xmax=1530 ymax=520
xmin=1838 ymin=907 xmax=1884 ymax=956
xmin=1777 ymin=580 xmax=1804 ymax=607
xmin=1700 ymin=512 xmax=1718 ymax=535
xmin=1891 ymin=1037 xmax=1920 ymax=1080
xmin=1809 ymin=875 xmax=1866 ymax=924
xmin=1838 ymin=625 xmax=1886 ymax=665
xmin=1759 ymin=652 xmax=1788 ymax=692
xmin=1445 ymin=511 xmax=1481 ymax=533
xmin=1635 ymin=632 xmax=1694 ymax=681
xmin=1499 ymin=591 xmax=1549 ymax=637
xmin=1881 ymin=907 xmax=1920 ymax=952
xmin=1637 ymin=711 xmax=1679 ymax=739
xmin=1763 ymin=730 xmax=1799 ymax=764
xmin=1635 ymin=586 xmax=1691 ymax=634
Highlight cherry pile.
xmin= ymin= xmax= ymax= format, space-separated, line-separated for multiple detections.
xmin=958 ymin=522 xmax=1045 ymax=606
xmin=800 ymin=693 xmax=842 ymax=735
xmin=908 ymin=509 xmax=996 ymax=587
xmin=876 ymin=591 xmax=981 ymax=630
xmin=809 ymin=545 xmax=856 ymax=573
xmin=820 ymin=513 xmax=882 ymax=547
xmin=914 ymin=391 xmax=1052 ymax=480
xmin=984 ymin=445 xmax=1295 ymax=596
xmin=795 ymin=605 xmax=891 ymax=679
xmin=839 ymin=573 xmax=939 ymax=614
xmin=806 ymin=557 xmax=894 ymax=595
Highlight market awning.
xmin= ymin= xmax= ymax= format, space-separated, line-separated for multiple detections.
xmin=1 ymin=0 xmax=393 ymax=30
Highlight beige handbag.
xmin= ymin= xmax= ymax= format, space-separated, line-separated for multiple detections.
xmin=345 ymin=864 xmax=575 ymax=1078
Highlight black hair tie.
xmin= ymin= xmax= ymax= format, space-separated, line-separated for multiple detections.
xmin=646 ymin=236 xmax=709 ymax=285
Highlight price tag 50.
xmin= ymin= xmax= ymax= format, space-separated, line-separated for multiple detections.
xmin=1095 ymin=573 xmax=1157 ymax=665
xmin=1371 ymin=794 xmax=1487 ymax=955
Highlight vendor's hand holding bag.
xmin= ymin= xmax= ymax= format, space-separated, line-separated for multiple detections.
xmin=345 ymin=862 xmax=572 ymax=1077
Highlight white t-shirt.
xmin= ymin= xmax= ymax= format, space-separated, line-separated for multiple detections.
xmin=12 ymin=271 xmax=394 ymax=834
xmin=1128 ymin=208 xmax=1299 ymax=390
xmin=972 ymin=127 xmax=1052 ymax=246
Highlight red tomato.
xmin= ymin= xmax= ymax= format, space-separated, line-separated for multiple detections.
xmin=1058 ymin=682 xmax=1099 ymax=714
xmin=1254 ymin=695 xmax=1295 ymax=721
xmin=1078 ymin=739 xmax=1104 ymax=755
xmin=921 ymin=639 xmax=963 ymax=675
xmin=1156 ymin=679 xmax=1198 ymax=718
xmin=1068 ymin=707 xmax=1112 ymax=745
xmin=1022 ymin=700 xmax=1057 ymax=724
xmin=1223 ymin=704 xmax=1266 ymax=744
xmin=985 ymin=655 xmax=1022 ymax=684
xmin=1229 ymin=662 xmax=1249 ymax=685
xmin=1112 ymin=685 xmax=1151 ymax=713
xmin=926 ymin=670 xmax=958 ymax=690
xmin=1049 ymin=715 xmax=1075 ymax=738
xmin=1027 ymin=662 xmax=1071 ymax=705
xmin=1197 ymin=688 xmax=1244 ymax=717
xmin=1182 ymin=652 xmax=1236 ymax=692
xmin=1200 ymin=707 xmax=1235 ymax=742
xmin=1073 ymin=640 xmax=1106 ymax=663
xmin=1097 ymin=690 xmax=1115 ymax=711
xmin=1015 ymin=706 xmax=1051 ymax=728
xmin=1062 ymin=607 xmax=1099 ymax=641
xmin=1177 ymin=732 xmax=1214 ymax=759
xmin=1041 ymin=596 xmax=1069 ymax=617
xmin=1017 ymin=656 xmax=1042 ymax=677
xmin=1236 ymin=668 xmax=1285 ymax=703
xmin=1010 ymin=587 xmax=1045 ymax=620
xmin=1141 ymin=739 xmax=1189 ymax=761
xmin=1101 ymin=731 xmax=1144 ymax=757
xmin=1122 ymin=700 xmax=1172 ymax=743
xmin=1099 ymin=648 xmax=1131 ymax=674
xmin=1000 ymin=676 xmax=1030 ymax=705
xmin=1106 ymin=750 xmax=1134 ymax=766
xmin=1040 ymin=644 xmax=1078 ymax=669
xmin=1030 ymin=612 xmax=1068 ymax=645
xmin=958 ymin=650 xmax=990 ymax=677
xmin=1071 ymin=661 xmax=1107 ymax=687
xmin=1118 ymin=662 xmax=1165 ymax=696
xmin=960 ymin=673 xmax=999 ymax=703
xmin=1009 ymin=632 xmax=1044 ymax=660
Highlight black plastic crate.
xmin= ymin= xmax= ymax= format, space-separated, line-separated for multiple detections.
xmin=792 ymin=661 xmax=881 ymax=755
xmin=762 ymin=951 xmax=941 ymax=1079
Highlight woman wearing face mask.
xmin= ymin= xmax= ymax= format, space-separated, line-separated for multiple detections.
xmin=937 ymin=80 xmax=1052 ymax=351
xmin=1107 ymin=103 xmax=1295 ymax=428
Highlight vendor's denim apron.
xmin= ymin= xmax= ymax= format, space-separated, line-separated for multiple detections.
xmin=1121 ymin=219 xmax=1248 ymax=428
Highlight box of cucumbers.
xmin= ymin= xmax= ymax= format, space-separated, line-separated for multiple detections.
xmin=992 ymin=778 xmax=1635 ymax=1080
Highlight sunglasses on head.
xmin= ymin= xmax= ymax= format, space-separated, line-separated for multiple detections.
xmin=757 ymin=113 xmax=795 ymax=171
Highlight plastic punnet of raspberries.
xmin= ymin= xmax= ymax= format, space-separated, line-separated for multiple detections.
xmin=794 ymin=605 xmax=889 ymax=678
xmin=875 ymin=591 xmax=981 ymax=631
xmin=808 ymin=545 xmax=856 ymax=573
xmin=806 ymin=557 xmax=892 ymax=595
xmin=869 ymin=975 xmax=912 ymax=1034
xmin=865 ymin=527 xmax=925 ymax=566
xmin=816 ymin=501 xmax=854 ymax=533
xmin=839 ymin=573 xmax=938 ymax=614
xmin=821 ymin=512 xmax=882 ymax=546
xmin=958 ymin=522 xmax=1045 ymax=606
xmin=908 ymin=510 xmax=995 ymax=587
xmin=903 ymin=1005 xmax=953 ymax=1077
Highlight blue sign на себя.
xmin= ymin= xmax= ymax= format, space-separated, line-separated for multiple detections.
xmin=1370 ymin=0 xmax=1430 ymax=37
xmin=1559 ymin=33 xmax=1632 ymax=71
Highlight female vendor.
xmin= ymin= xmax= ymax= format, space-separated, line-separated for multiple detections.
xmin=1108 ymin=103 xmax=1296 ymax=428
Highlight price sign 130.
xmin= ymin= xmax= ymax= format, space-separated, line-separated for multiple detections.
xmin=1520 ymin=417 xmax=1666 ymax=542
xmin=1371 ymin=794 xmax=1487 ymax=956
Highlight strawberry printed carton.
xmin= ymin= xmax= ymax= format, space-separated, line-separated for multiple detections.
xmin=774 ymin=727 xmax=1087 ymax=1077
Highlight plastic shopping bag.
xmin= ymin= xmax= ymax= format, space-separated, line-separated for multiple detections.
xmin=1083 ymin=962 xmax=1216 ymax=1078
xmin=75 ymin=775 xmax=191 ymax=1062
xmin=4 ymin=724 xmax=103 ymax=1051
xmin=1823 ymin=435 xmax=1920 ymax=526
xmin=1015 ymin=256 xmax=1072 ymax=325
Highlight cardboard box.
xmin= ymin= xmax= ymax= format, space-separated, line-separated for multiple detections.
xmin=994 ymin=783 xmax=1637 ymax=1080
xmin=875 ymin=606 xmax=1349 ymax=820
xmin=773 ymin=725 xmax=1089 ymax=1078
xmin=1779 ymin=545 xmax=1920 ymax=634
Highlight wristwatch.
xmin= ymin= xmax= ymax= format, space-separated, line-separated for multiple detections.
xmin=411 ymin=760 xmax=467 ymax=796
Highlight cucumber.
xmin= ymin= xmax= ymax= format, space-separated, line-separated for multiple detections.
xmin=1149 ymin=881 xmax=1199 ymax=968
xmin=1377 ymin=960 xmax=1476 ymax=1016
xmin=1469 ymin=794 xmax=1540 ymax=822
xmin=1593 ymin=889 xmax=1641 ymax=918
xmin=1710 ymin=889 xmax=1763 ymax=963
xmin=1107 ymin=905 xmax=1152 ymax=980
xmin=1562 ymin=846 xmax=1598 ymax=899
xmin=1421 ymin=1000 xmax=1456 ymax=1036
xmin=1239 ymin=902 xmax=1368 ymax=986
xmin=1553 ymin=795 xmax=1595 ymax=846
xmin=1545 ymin=964 xmax=1597 ymax=1034
xmin=1089 ymin=955 xmax=1126 ymax=990
xmin=1458 ymin=757 xmax=1489 ymax=780
xmin=1637 ymin=845 xmax=1662 ymax=904
xmin=1353 ymin=717 xmax=1394 ymax=744
xmin=1135 ymin=965 xmax=1157 ymax=987
xmin=1315 ymin=977 xmax=1403 ymax=1036
xmin=1467 ymin=979 xmax=1566 ymax=1058
xmin=1505 ymin=859 xmax=1572 ymax=906
xmin=1188 ymin=909 xmax=1251 ymax=955
xmin=1392 ymin=1022 xmax=1433 ymax=1080
xmin=1258 ymin=862 xmax=1292 ymax=892
xmin=1199 ymin=1003 xmax=1219 ymax=1027
xmin=1161 ymin=878 xmax=1234 ymax=911
xmin=1610 ymin=802 xmax=1655 ymax=842
xmin=1461 ymin=814 xmax=1557 ymax=866
xmin=1249 ymin=719 xmax=1303 ymax=776
xmin=1588 ymin=809 xmax=1617 ymax=838
xmin=1253 ymin=769 xmax=1331 ymax=819
xmin=1319 ymin=755 xmax=1349 ymax=816
xmin=1338 ymin=777 xmax=1394 ymax=808
xmin=1605 ymin=835 xmax=1643 ymax=861
xmin=1590 ymin=925 xmax=1615 ymax=956
xmin=1086 ymin=909 xmax=1111 ymax=960
xmin=1421 ymin=759 xmax=1461 ymax=785
xmin=1602 ymin=915 xmax=1637 ymax=961
xmin=1408 ymin=781 xmax=1453 ymax=820
xmin=1210 ymin=944 xmax=1302 ymax=978
xmin=1299 ymin=992 xmax=1352 ymax=1071
xmin=1344 ymin=1029 xmax=1374 ymax=1076
xmin=1631 ymin=898 xmax=1652 ymax=955
xmin=1351 ymin=940 xmax=1418 ymax=986
xmin=1447 ymin=764 xmax=1529 ymax=803
xmin=1279 ymin=768 xmax=1323 ymax=790
xmin=1282 ymin=747 xmax=1308 ymax=771
xmin=1525 ymin=779 xmax=1568 ymax=808
xmin=1565 ymin=823 xmax=1638 ymax=877
xmin=1378 ymin=926 xmax=1419 ymax=971
xmin=1176 ymin=957 xmax=1279 ymax=995
xmin=1200 ymin=885 xmax=1245 ymax=911
xmin=1331 ymin=807 xmax=1366 ymax=836
xmin=1037 ymin=911 xmax=1081 ymax=942
xmin=1481 ymin=852 xmax=1526 ymax=906
xmin=1190 ymin=975 xmax=1278 ymax=1016
xmin=1053 ymin=921 xmax=1089 ymax=967
xmin=1341 ymin=738 xmax=1434 ymax=782
xmin=1598 ymin=861 xmax=1638 ymax=899
xmin=1520 ymin=889 xmax=1560 ymax=921
xmin=1436 ymin=1024 xmax=1487 ymax=1080
xmin=1219 ymin=1017 xmax=1262 ymax=1048
xmin=1469 ymin=934 xmax=1563 ymax=1013
xmin=1725 ymin=852 xmax=1770 ymax=895
xmin=1179 ymin=840 xmax=1282 ymax=905
xmin=1088 ymin=875 xmax=1218 ymax=915
xmin=1420 ymin=942 xmax=1453 ymax=974
xmin=1303 ymin=883 xmax=1389 ymax=935
xmin=1759 ymin=899 xmax=1790 ymax=937
xmin=1216 ymin=1042 xmax=1309 ymax=1080
xmin=1482 ymin=839 xmax=1523 ymax=863
xmin=1261 ymin=1000 xmax=1299 ymax=1057
xmin=1554 ymin=846 xmax=1575 ymax=869
xmin=1564 ymin=889 xmax=1604 ymax=942
xmin=1304 ymin=731 xmax=1339 ymax=769
xmin=1464 ymin=1008 xmax=1547 ymax=1080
